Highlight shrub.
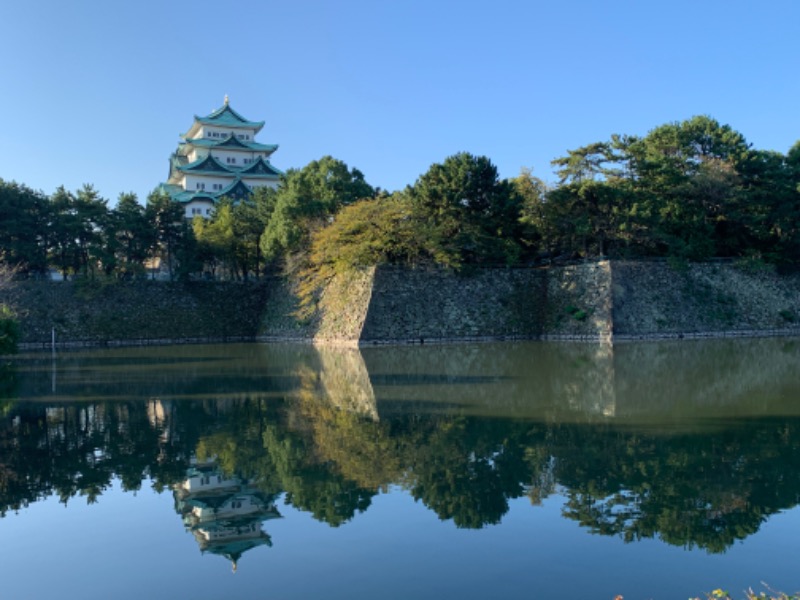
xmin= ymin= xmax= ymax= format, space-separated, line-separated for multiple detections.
xmin=0 ymin=304 xmax=19 ymax=355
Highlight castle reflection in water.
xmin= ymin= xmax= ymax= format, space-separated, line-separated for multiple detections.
xmin=173 ymin=457 xmax=281 ymax=571
xmin=1 ymin=338 xmax=799 ymax=561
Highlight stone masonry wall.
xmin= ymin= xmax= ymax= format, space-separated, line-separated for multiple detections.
xmin=1 ymin=280 xmax=270 ymax=348
xmin=611 ymin=260 xmax=800 ymax=339
xmin=3 ymin=260 xmax=798 ymax=350
xmin=359 ymin=266 xmax=546 ymax=343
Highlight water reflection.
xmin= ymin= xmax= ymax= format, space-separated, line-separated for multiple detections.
xmin=0 ymin=338 xmax=798 ymax=556
xmin=173 ymin=458 xmax=281 ymax=571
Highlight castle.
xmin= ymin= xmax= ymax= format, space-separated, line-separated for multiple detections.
xmin=159 ymin=96 xmax=282 ymax=218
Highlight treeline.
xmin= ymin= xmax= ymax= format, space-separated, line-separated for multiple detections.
xmin=0 ymin=183 xmax=197 ymax=280
xmin=304 ymin=116 xmax=800 ymax=290
xmin=2 ymin=116 xmax=799 ymax=284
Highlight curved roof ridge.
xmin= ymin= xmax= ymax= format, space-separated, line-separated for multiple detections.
xmin=239 ymin=155 xmax=284 ymax=177
xmin=193 ymin=102 xmax=265 ymax=132
xmin=184 ymin=137 xmax=279 ymax=153
xmin=178 ymin=153 xmax=235 ymax=174
xmin=218 ymin=178 xmax=253 ymax=200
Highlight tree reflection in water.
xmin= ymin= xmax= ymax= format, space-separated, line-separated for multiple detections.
xmin=0 ymin=338 xmax=798 ymax=555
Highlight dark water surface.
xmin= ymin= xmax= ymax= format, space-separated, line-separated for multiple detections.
xmin=1 ymin=339 xmax=799 ymax=599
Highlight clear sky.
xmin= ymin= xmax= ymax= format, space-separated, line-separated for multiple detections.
xmin=1 ymin=0 xmax=798 ymax=205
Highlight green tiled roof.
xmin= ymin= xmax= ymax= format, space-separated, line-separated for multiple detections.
xmin=240 ymin=156 xmax=283 ymax=177
xmin=218 ymin=178 xmax=254 ymax=201
xmin=178 ymin=154 xmax=233 ymax=175
xmin=194 ymin=102 xmax=264 ymax=132
xmin=172 ymin=190 xmax=217 ymax=204
xmin=183 ymin=135 xmax=278 ymax=153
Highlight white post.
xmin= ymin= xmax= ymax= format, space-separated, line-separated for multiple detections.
xmin=51 ymin=327 xmax=56 ymax=393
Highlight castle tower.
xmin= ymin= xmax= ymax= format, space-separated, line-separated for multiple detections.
xmin=159 ymin=96 xmax=283 ymax=218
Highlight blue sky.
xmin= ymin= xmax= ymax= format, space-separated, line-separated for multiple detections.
xmin=1 ymin=0 xmax=798 ymax=205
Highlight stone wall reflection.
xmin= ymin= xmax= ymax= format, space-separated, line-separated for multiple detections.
xmin=1 ymin=338 xmax=799 ymax=554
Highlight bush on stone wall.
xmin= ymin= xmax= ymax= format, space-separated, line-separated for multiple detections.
xmin=0 ymin=304 xmax=19 ymax=355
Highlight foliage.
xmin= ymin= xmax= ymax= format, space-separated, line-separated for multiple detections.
xmin=145 ymin=190 xmax=196 ymax=281
xmin=690 ymin=585 xmax=800 ymax=600
xmin=297 ymin=193 xmax=431 ymax=311
xmin=0 ymin=303 xmax=19 ymax=355
xmin=409 ymin=152 xmax=524 ymax=267
xmin=1 ymin=116 xmax=798 ymax=282
xmin=512 ymin=167 xmax=549 ymax=257
xmin=541 ymin=116 xmax=800 ymax=265
xmin=194 ymin=196 xmax=268 ymax=280
xmin=565 ymin=305 xmax=588 ymax=321
xmin=111 ymin=192 xmax=154 ymax=278
xmin=260 ymin=156 xmax=375 ymax=262
xmin=0 ymin=179 xmax=50 ymax=274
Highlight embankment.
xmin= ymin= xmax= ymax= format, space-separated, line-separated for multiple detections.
xmin=1 ymin=261 xmax=798 ymax=349
xmin=1 ymin=279 xmax=271 ymax=348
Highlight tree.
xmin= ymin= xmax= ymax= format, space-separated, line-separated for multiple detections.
xmin=112 ymin=193 xmax=154 ymax=279
xmin=145 ymin=190 xmax=186 ymax=280
xmin=48 ymin=186 xmax=110 ymax=278
xmin=0 ymin=292 xmax=18 ymax=356
xmin=626 ymin=116 xmax=752 ymax=259
xmin=0 ymin=180 xmax=50 ymax=275
xmin=409 ymin=152 xmax=523 ymax=267
xmin=194 ymin=196 xmax=269 ymax=280
xmin=512 ymin=167 xmax=549 ymax=258
xmin=260 ymin=156 xmax=375 ymax=263
xmin=298 ymin=193 xmax=431 ymax=310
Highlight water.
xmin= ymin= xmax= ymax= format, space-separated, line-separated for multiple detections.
xmin=0 ymin=339 xmax=799 ymax=599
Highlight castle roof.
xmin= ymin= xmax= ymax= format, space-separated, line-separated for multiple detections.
xmin=176 ymin=153 xmax=281 ymax=180
xmin=183 ymin=97 xmax=265 ymax=138
xmin=239 ymin=156 xmax=283 ymax=177
xmin=219 ymin=178 xmax=255 ymax=201
xmin=183 ymin=135 xmax=278 ymax=153
xmin=177 ymin=153 xmax=231 ymax=175
xmin=158 ymin=184 xmax=216 ymax=205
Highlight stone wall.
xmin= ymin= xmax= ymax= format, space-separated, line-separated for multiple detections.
xmin=1 ymin=280 xmax=271 ymax=348
xmin=359 ymin=266 xmax=546 ymax=343
xmin=541 ymin=261 xmax=613 ymax=341
xmin=611 ymin=260 xmax=800 ymax=339
xmin=2 ymin=260 xmax=798 ymax=350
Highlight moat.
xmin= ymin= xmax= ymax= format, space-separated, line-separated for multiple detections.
xmin=1 ymin=339 xmax=799 ymax=599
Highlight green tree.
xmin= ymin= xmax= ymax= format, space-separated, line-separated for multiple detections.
xmin=73 ymin=185 xmax=111 ymax=277
xmin=409 ymin=152 xmax=523 ymax=267
xmin=0 ymin=303 xmax=18 ymax=355
xmin=512 ymin=167 xmax=549 ymax=258
xmin=261 ymin=156 xmax=374 ymax=263
xmin=298 ymin=193 xmax=431 ymax=309
xmin=626 ymin=116 xmax=752 ymax=259
xmin=193 ymin=197 xmax=267 ymax=280
xmin=0 ymin=180 xmax=50 ymax=275
xmin=145 ymin=190 xmax=187 ymax=280
xmin=44 ymin=184 xmax=112 ymax=279
xmin=112 ymin=193 xmax=154 ymax=279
